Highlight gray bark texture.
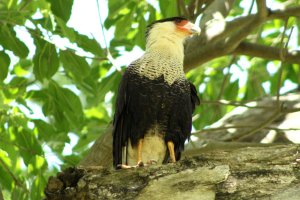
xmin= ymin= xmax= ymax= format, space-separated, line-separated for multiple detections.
xmin=45 ymin=143 xmax=300 ymax=200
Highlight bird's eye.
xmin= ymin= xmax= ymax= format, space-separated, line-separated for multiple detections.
xmin=175 ymin=19 xmax=183 ymax=24
xmin=175 ymin=19 xmax=188 ymax=26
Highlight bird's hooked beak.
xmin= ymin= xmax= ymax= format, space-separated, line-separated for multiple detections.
xmin=178 ymin=21 xmax=201 ymax=35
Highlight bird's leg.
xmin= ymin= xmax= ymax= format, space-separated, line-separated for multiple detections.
xmin=137 ymin=138 xmax=144 ymax=167
xmin=167 ymin=141 xmax=176 ymax=163
xmin=118 ymin=139 xmax=144 ymax=169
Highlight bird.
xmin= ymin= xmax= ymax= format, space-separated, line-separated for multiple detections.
xmin=112 ymin=17 xmax=200 ymax=169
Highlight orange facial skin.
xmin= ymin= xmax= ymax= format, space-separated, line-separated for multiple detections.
xmin=175 ymin=20 xmax=200 ymax=35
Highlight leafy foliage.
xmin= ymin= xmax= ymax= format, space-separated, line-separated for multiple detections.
xmin=0 ymin=0 xmax=299 ymax=199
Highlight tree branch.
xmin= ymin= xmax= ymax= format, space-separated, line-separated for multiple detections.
xmin=45 ymin=144 xmax=300 ymax=200
xmin=199 ymin=0 xmax=235 ymax=40
xmin=256 ymin=0 xmax=267 ymax=18
xmin=233 ymin=42 xmax=300 ymax=65
xmin=269 ymin=6 xmax=300 ymax=20
xmin=223 ymin=0 xmax=268 ymax=51
xmin=178 ymin=0 xmax=189 ymax=18
xmin=184 ymin=5 xmax=300 ymax=70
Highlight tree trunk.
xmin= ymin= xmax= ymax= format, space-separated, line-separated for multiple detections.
xmin=44 ymin=143 xmax=300 ymax=200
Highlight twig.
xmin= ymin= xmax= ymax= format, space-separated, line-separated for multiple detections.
xmin=248 ymin=0 xmax=255 ymax=15
xmin=96 ymin=0 xmax=108 ymax=51
xmin=277 ymin=19 xmax=289 ymax=103
xmin=193 ymin=125 xmax=300 ymax=135
xmin=234 ymin=107 xmax=283 ymax=141
xmin=96 ymin=0 xmax=122 ymax=72
xmin=201 ymin=100 xmax=275 ymax=109
xmin=233 ymin=42 xmax=300 ymax=65
xmin=84 ymin=55 xmax=108 ymax=61
xmin=217 ymin=56 xmax=237 ymax=100
xmin=284 ymin=108 xmax=300 ymax=113
xmin=0 ymin=158 xmax=29 ymax=193
xmin=178 ymin=0 xmax=190 ymax=18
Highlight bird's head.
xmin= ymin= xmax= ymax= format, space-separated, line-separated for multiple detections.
xmin=145 ymin=17 xmax=200 ymax=51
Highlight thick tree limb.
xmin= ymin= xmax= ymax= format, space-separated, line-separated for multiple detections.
xmin=188 ymin=0 xmax=235 ymax=47
xmin=223 ymin=0 xmax=267 ymax=50
xmin=269 ymin=6 xmax=300 ymax=19
xmin=79 ymin=125 xmax=113 ymax=169
xmin=45 ymin=144 xmax=300 ymax=199
xmin=184 ymin=5 xmax=300 ymax=70
xmin=234 ymin=42 xmax=300 ymax=65
xmin=256 ymin=0 xmax=267 ymax=18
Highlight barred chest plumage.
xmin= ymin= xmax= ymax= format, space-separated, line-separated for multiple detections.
xmin=130 ymin=49 xmax=186 ymax=86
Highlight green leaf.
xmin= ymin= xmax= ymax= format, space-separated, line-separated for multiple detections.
xmin=60 ymin=50 xmax=90 ymax=82
xmin=61 ymin=154 xmax=81 ymax=166
xmin=15 ymin=128 xmax=43 ymax=165
xmin=286 ymin=64 xmax=299 ymax=84
xmin=30 ymin=174 xmax=47 ymax=200
xmin=11 ymin=187 xmax=28 ymax=200
xmin=159 ymin=0 xmax=178 ymax=17
xmin=0 ymin=51 xmax=10 ymax=81
xmin=107 ymin=0 xmax=129 ymax=19
xmin=33 ymin=37 xmax=59 ymax=81
xmin=16 ymin=98 xmax=33 ymax=113
xmin=0 ymin=25 xmax=29 ymax=58
xmin=92 ymin=71 xmax=122 ymax=104
xmin=55 ymin=17 xmax=103 ymax=56
xmin=135 ymin=16 xmax=147 ymax=49
xmin=0 ymin=165 xmax=13 ymax=190
xmin=46 ymin=0 xmax=73 ymax=22
xmin=19 ymin=59 xmax=32 ymax=70
xmin=34 ymin=120 xmax=69 ymax=152
xmin=224 ymin=79 xmax=239 ymax=100
xmin=114 ymin=12 xmax=135 ymax=39
xmin=2 ymin=77 xmax=27 ymax=99
xmin=48 ymin=81 xmax=84 ymax=130
xmin=34 ymin=119 xmax=56 ymax=141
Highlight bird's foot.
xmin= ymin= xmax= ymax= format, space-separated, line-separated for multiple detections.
xmin=117 ymin=161 xmax=144 ymax=169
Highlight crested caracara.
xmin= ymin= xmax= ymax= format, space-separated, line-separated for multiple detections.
xmin=113 ymin=17 xmax=200 ymax=169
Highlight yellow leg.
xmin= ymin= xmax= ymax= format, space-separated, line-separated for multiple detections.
xmin=118 ymin=139 xmax=144 ymax=169
xmin=167 ymin=141 xmax=176 ymax=163
xmin=137 ymin=139 xmax=144 ymax=166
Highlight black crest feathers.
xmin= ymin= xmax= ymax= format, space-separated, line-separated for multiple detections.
xmin=145 ymin=16 xmax=188 ymax=39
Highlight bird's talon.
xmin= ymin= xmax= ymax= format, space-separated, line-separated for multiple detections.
xmin=137 ymin=161 xmax=144 ymax=167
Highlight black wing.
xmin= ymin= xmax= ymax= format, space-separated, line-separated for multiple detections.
xmin=113 ymin=69 xmax=200 ymax=168
xmin=112 ymin=68 xmax=158 ymax=168
xmin=189 ymin=81 xmax=200 ymax=110
xmin=112 ymin=69 xmax=130 ymax=168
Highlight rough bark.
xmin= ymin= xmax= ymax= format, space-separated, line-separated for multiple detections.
xmin=79 ymin=125 xmax=113 ymax=169
xmin=45 ymin=143 xmax=300 ymax=200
